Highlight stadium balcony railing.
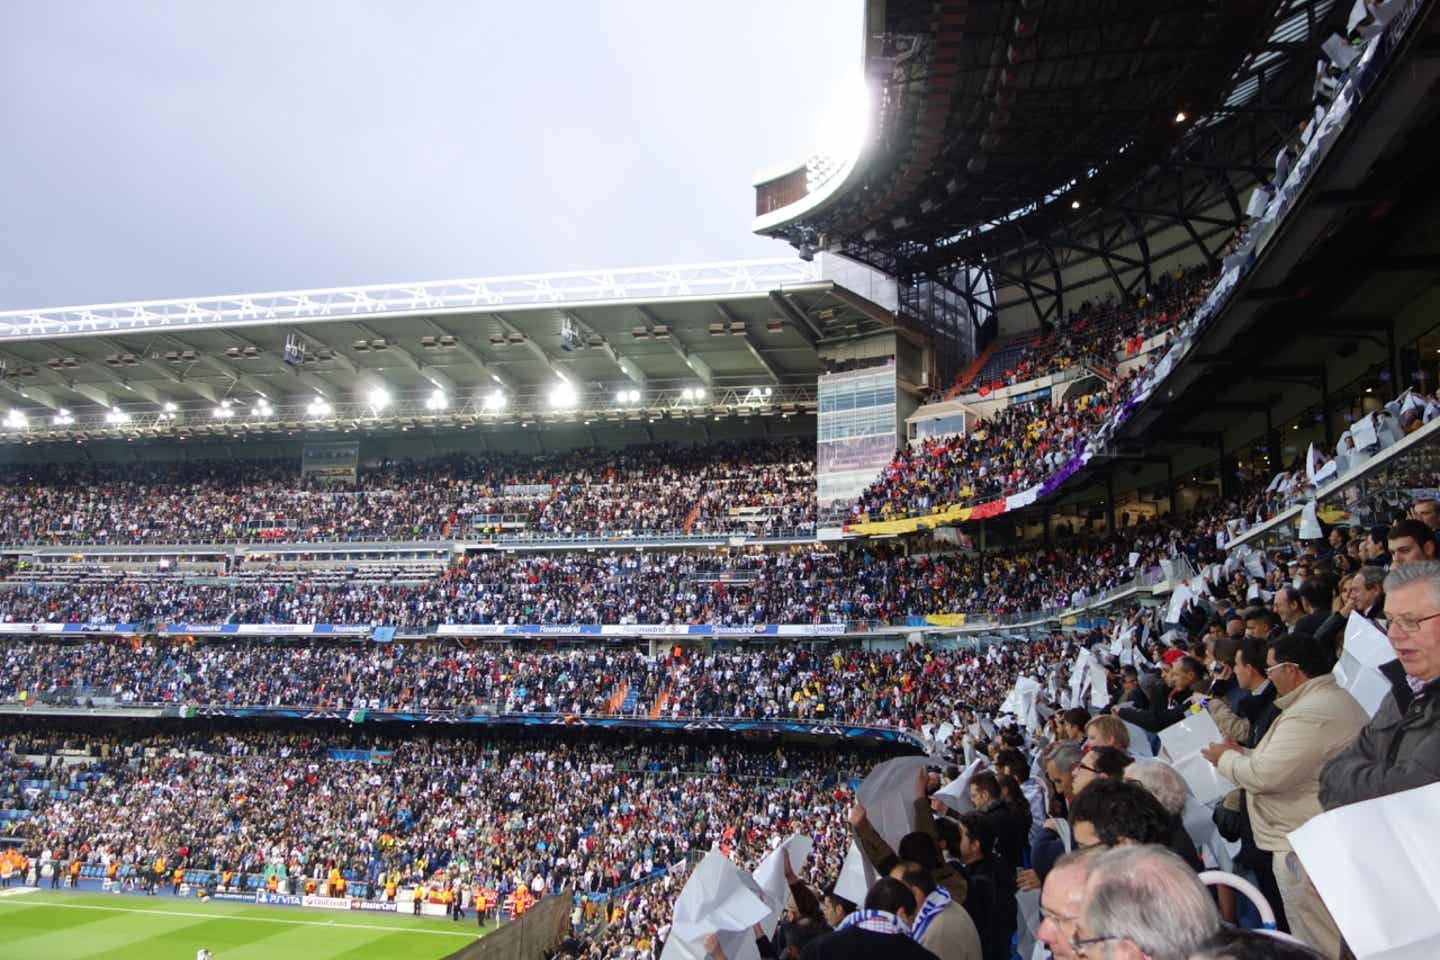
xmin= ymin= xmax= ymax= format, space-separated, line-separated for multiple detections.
xmin=0 ymin=524 xmax=821 ymax=554
xmin=1224 ymin=410 xmax=1440 ymax=554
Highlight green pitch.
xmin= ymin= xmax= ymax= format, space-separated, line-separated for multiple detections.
xmin=0 ymin=891 xmax=491 ymax=960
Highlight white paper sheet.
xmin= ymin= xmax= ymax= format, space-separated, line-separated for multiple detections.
xmin=833 ymin=840 xmax=879 ymax=906
xmin=1290 ymin=783 xmax=1440 ymax=960
xmin=1157 ymin=709 xmax=1236 ymax=807
xmin=664 ymin=848 xmax=773 ymax=960
xmin=1335 ymin=612 xmax=1395 ymax=718
xmin=857 ymin=755 xmax=936 ymax=851
xmin=1166 ymin=583 xmax=1194 ymax=624
xmin=751 ymin=834 xmax=815 ymax=937
xmin=1298 ymin=501 xmax=1323 ymax=540
xmin=935 ymin=758 xmax=986 ymax=814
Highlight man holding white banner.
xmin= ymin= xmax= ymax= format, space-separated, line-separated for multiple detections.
xmin=1200 ymin=632 xmax=1368 ymax=957
xmin=1320 ymin=560 xmax=1440 ymax=810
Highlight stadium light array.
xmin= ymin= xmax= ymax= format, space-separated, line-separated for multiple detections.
xmin=680 ymin=387 xmax=708 ymax=403
xmin=212 ymin=401 xmax=234 ymax=419
xmin=105 ymin=408 xmax=130 ymax=425
xmin=307 ymin=397 xmax=332 ymax=417
xmin=253 ymin=398 xmax=273 ymax=417
xmin=158 ymin=402 xmax=178 ymax=422
xmin=52 ymin=409 xmax=74 ymax=427
xmin=615 ymin=389 xmax=641 ymax=404
xmin=2 ymin=409 xmax=26 ymax=430
xmin=425 ymin=388 xmax=449 ymax=411
xmin=484 ymin=389 xmax=507 ymax=411
xmin=366 ymin=386 xmax=391 ymax=411
xmin=549 ymin=381 xmax=577 ymax=409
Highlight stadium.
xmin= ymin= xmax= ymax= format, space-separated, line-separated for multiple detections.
xmin=2 ymin=2 xmax=1440 ymax=959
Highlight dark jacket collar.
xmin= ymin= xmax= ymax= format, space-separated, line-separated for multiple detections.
xmin=1379 ymin=659 xmax=1440 ymax=712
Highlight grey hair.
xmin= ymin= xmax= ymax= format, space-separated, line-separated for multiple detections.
xmin=1044 ymin=740 xmax=1084 ymax=774
xmin=1355 ymin=565 xmax=1387 ymax=591
xmin=1383 ymin=559 xmax=1440 ymax=598
xmin=1082 ymin=845 xmax=1220 ymax=960
xmin=1123 ymin=760 xmax=1188 ymax=816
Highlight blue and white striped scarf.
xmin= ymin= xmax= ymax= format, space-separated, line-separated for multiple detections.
xmin=836 ymin=908 xmax=910 ymax=937
xmin=911 ymin=887 xmax=953 ymax=942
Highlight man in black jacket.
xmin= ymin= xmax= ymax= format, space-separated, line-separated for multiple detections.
xmin=955 ymin=813 xmax=1015 ymax=960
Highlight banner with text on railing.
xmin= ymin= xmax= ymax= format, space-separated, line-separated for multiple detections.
xmin=433 ymin=623 xmax=851 ymax=637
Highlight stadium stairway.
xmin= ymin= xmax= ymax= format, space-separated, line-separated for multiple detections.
xmin=648 ymin=682 xmax=672 ymax=719
xmin=617 ymin=684 xmax=641 ymax=716
xmin=604 ymin=681 xmax=630 ymax=716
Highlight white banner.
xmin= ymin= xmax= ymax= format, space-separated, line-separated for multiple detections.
xmin=301 ymin=894 xmax=352 ymax=911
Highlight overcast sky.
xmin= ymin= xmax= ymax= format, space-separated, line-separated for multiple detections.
xmin=0 ymin=1 xmax=863 ymax=310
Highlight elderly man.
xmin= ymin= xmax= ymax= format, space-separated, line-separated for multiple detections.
xmin=1072 ymin=845 xmax=1220 ymax=960
xmin=1321 ymin=560 xmax=1440 ymax=809
xmin=1036 ymin=848 xmax=1103 ymax=960
xmin=1201 ymin=633 xmax=1367 ymax=957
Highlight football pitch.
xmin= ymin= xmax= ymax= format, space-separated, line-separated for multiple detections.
xmin=0 ymin=890 xmax=492 ymax=960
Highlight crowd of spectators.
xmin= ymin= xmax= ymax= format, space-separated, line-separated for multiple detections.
xmin=0 ymin=729 xmax=866 ymax=925
xmin=0 ymin=439 xmax=816 ymax=546
xmin=0 ymin=636 xmax=1071 ymax=732
xmin=0 ymin=520 xmax=1196 ymax=628
xmin=978 ymin=265 xmax=1215 ymax=394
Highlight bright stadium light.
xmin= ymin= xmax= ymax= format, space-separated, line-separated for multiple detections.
xmin=426 ymin=388 xmax=449 ymax=411
xmin=163 ymin=402 xmax=178 ymax=413
xmin=549 ymin=380 xmax=577 ymax=409
xmin=484 ymin=389 xmax=507 ymax=411
xmin=367 ymin=386 xmax=391 ymax=410
xmin=253 ymin=398 xmax=273 ymax=417
xmin=105 ymin=408 xmax=130 ymax=425
xmin=818 ymin=71 xmax=873 ymax=163
xmin=2 ymin=409 xmax=26 ymax=430
xmin=212 ymin=401 xmax=233 ymax=419
xmin=52 ymin=409 xmax=74 ymax=426
xmin=307 ymin=397 xmax=332 ymax=417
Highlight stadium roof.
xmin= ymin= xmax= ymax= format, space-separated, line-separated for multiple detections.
xmin=755 ymin=0 xmax=1346 ymax=325
xmin=0 ymin=259 xmax=897 ymax=441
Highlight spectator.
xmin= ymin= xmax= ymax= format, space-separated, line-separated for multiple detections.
xmin=1387 ymin=519 xmax=1436 ymax=566
xmin=1070 ymin=746 xmax=1131 ymax=795
xmin=1202 ymin=632 xmax=1368 ymax=956
xmin=1083 ymin=715 xmax=1130 ymax=752
xmin=889 ymin=860 xmax=982 ymax=960
xmin=1076 ymin=846 xmax=1221 ymax=960
xmin=1035 ymin=847 xmax=1103 ymax=960
xmin=1320 ymin=560 xmax=1440 ymax=808
xmin=799 ymin=876 xmax=939 ymax=960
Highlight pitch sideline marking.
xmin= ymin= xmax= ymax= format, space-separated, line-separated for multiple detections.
xmin=0 ymin=887 xmax=40 ymax=898
xmin=0 ymin=898 xmax=482 ymax=938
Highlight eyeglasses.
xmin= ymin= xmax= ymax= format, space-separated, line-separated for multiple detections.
xmin=1387 ymin=611 xmax=1440 ymax=634
xmin=1071 ymin=933 xmax=1125 ymax=957
xmin=1265 ymin=661 xmax=1296 ymax=676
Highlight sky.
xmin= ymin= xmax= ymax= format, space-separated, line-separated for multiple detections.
xmin=0 ymin=0 xmax=865 ymax=310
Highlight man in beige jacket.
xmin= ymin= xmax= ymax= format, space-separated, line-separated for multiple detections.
xmin=1201 ymin=631 xmax=1368 ymax=958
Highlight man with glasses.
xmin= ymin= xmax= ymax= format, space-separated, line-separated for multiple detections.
xmin=1036 ymin=847 xmax=1103 ymax=960
xmin=1321 ymin=559 xmax=1440 ymax=809
xmin=1200 ymin=632 xmax=1367 ymax=957
xmin=1071 ymin=846 xmax=1219 ymax=960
